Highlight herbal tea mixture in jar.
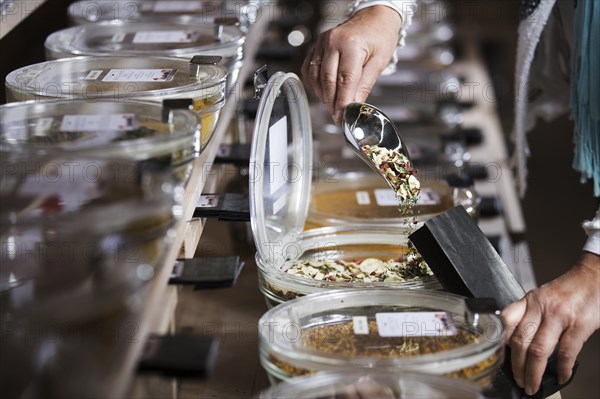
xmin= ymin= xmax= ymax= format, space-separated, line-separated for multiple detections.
xmin=271 ymin=319 xmax=498 ymax=382
xmin=285 ymin=257 xmax=432 ymax=283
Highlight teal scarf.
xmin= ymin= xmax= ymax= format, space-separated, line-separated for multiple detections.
xmin=571 ymin=0 xmax=600 ymax=196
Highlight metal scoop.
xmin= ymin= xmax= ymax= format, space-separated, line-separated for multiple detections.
xmin=342 ymin=102 xmax=412 ymax=178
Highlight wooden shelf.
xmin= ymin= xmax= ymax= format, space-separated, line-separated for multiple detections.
xmin=31 ymin=15 xmax=269 ymax=399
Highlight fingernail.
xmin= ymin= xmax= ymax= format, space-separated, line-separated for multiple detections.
xmin=334 ymin=111 xmax=341 ymax=124
xmin=558 ymin=376 xmax=568 ymax=385
xmin=525 ymin=386 xmax=536 ymax=396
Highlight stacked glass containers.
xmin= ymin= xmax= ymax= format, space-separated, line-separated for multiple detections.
xmin=5 ymin=57 xmax=227 ymax=151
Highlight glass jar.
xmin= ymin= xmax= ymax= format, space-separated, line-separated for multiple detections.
xmin=0 ymin=100 xmax=201 ymax=183
xmin=257 ymin=225 xmax=441 ymax=309
xmin=258 ymin=289 xmax=504 ymax=387
xmin=67 ymin=0 xmax=262 ymax=31
xmin=258 ymin=370 xmax=485 ymax=399
xmin=5 ymin=56 xmax=226 ymax=151
xmin=44 ymin=20 xmax=245 ymax=76
xmin=0 ymin=159 xmax=180 ymax=324
xmin=306 ymin=173 xmax=459 ymax=230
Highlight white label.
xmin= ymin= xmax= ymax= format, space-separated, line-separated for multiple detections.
xmin=133 ymin=30 xmax=197 ymax=44
xmin=34 ymin=118 xmax=54 ymax=136
xmin=60 ymin=114 xmax=138 ymax=132
xmin=417 ymin=187 xmax=440 ymax=206
xmin=353 ymin=316 xmax=369 ymax=335
xmin=102 ymin=69 xmax=177 ymax=82
xmin=376 ymin=312 xmax=457 ymax=337
xmin=374 ymin=189 xmax=398 ymax=206
xmin=217 ymin=145 xmax=231 ymax=157
xmin=355 ymin=191 xmax=371 ymax=205
xmin=16 ymin=160 xmax=106 ymax=214
xmin=272 ymin=195 xmax=286 ymax=215
xmin=84 ymin=70 xmax=103 ymax=80
xmin=268 ymin=116 xmax=288 ymax=196
xmin=153 ymin=1 xmax=204 ymax=12
xmin=111 ymin=32 xmax=126 ymax=43
xmin=198 ymin=194 xmax=219 ymax=208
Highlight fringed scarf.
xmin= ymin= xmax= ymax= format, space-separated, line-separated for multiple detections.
xmin=514 ymin=0 xmax=600 ymax=197
xmin=570 ymin=1 xmax=600 ymax=196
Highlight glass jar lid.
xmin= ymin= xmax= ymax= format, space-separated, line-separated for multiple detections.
xmin=259 ymin=289 xmax=504 ymax=377
xmin=45 ymin=21 xmax=245 ymax=59
xmin=67 ymin=0 xmax=261 ymax=27
xmin=249 ymin=72 xmax=312 ymax=266
xmin=0 ymin=100 xmax=200 ymax=161
xmin=259 ymin=370 xmax=484 ymax=398
xmin=5 ymin=56 xmax=226 ymax=102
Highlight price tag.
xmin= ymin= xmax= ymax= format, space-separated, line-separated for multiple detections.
xmin=133 ymin=30 xmax=198 ymax=44
xmin=197 ymin=194 xmax=220 ymax=208
xmin=417 ymin=187 xmax=440 ymax=206
xmin=375 ymin=312 xmax=457 ymax=337
xmin=152 ymin=1 xmax=204 ymax=12
xmin=111 ymin=32 xmax=126 ymax=43
xmin=84 ymin=70 xmax=103 ymax=80
xmin=374 ymin=189 xmax=398 ymax=206
xmin=102 ymin=69 xmax=177 ymax=82
xmin=60 ymin=114 xmax=138 ymax=132
xmin=34 ymin=118 xmax=54 ymax=136
xmin=355 ymin=191 xmax=371 ymax=205
xmin=353 ymin=316 xmax=369 ymax=335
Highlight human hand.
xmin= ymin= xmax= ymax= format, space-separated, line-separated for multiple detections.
xmin=502 ymin=252 xmax=600 ymax=395
xmin=301 ymin=5 xmax=402 ymax=124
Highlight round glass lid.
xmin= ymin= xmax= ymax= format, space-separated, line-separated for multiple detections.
xmin=68 ymin=0 xmax=260 ymax=26
xmin=0 ymin=100 xmax=200 ymax=160
xmin=5 ymin=56 xmax=226 ymax=101
xmin=249 ymin=72 xmax=312 ymax=265
xmin=45 ymin=21 xmax=245 ymax=59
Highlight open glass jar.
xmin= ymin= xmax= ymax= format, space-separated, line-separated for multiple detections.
xmin=0 ymin=158 xmax=180 ymax=324
xmin=249 ymin=71 xmax=439 ymax=309
xmin=257 ymin=226 xmax=441 ymax=309
xmin=258 ymin=370 xmax=485 ymax=399
xmin=5 ymin=56 xmax=225 ymax=151
xmin=0 ymin=100 xmax=201 ymax=183
xmin=258 ymin=289 xmax=505 ymax=387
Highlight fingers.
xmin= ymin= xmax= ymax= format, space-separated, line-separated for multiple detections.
xmin=353 ymin=58 xmax=385 ymax=103
xmin=522 ymin=319 xmax=563 ymax=395
xmin=320 ymin=49 xmax=341 ymax=121
xmin=329 ymin=49 xmax=366 ymax=124
xmin=502 ymin=299 xmax=527 ymax=343
xmin=555 ymin=327 xmax=587 ymax=384
xmin=508 ymin=299 xmax=541 ymax=389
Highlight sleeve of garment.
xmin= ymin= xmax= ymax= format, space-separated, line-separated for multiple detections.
xmin=347 ymin=1 xmax=417 ymax=75
xmin=348 ymin=0 xmax=416 ymax=46
xmin=583 ymin=206 xmax=600 ymax=255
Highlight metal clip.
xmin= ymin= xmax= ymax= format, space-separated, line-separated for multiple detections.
xmin=214 ymin=17 xmax=239 ymax=42
xmin=253 ymin=65 xmax=268 ymax=99
xmin=189 ymin=55 xmax=223 ymax=77
xmin=162 ymin=99 xmax=194 ymax=123
xmin=464 ymin=297 xmax=500 ymax=329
